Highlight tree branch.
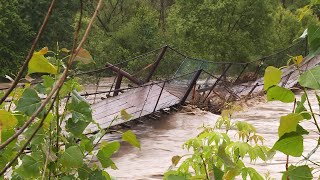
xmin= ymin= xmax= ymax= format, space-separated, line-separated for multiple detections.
xmin=0 ymin=0 xmax=104 ymax=151
xmin=0 ymin=94 xmax=58 ymax=176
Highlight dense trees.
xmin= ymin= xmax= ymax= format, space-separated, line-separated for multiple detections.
xmin=0 ymin=0 xmax=319 ymax=76
xmin=0 ymin=1 xmax=32 ymax=76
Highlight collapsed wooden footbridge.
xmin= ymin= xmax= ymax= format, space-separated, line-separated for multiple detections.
xmin=71 ymin=39 xmax=319 ymax=133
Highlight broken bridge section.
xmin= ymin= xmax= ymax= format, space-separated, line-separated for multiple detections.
xmin=76 ymin=38 xmax=319 ymax=132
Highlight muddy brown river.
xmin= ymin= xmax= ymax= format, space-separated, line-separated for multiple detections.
xmin=102 ymin=91 xmax=320 ymax=179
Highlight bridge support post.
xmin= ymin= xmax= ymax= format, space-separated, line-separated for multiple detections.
xmin=113 ymin=73 xmax=123 ymax=96
xmin=145 ymin=45 xmax=168 ymax=82
xmin=153 ymin=81 xmax=166 ymax=112
xmin=106 ymin=62 xmax=143 ymax=85
xmin=233 ymin=63 xmax=249 ymax=83
xmin=202 ymin=63 xmax=232 ymax=103
xmin=180 ymin=69 xmax=202 ymax=105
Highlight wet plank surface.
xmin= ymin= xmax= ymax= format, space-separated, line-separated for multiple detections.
xmin=85 ymin=83 xmax=181 ymax=133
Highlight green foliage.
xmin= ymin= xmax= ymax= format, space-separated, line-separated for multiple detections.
xmin=266 ymin=86 xmax=295 ymax=103
xmin=59 ymin=146 xmax=84 ymax=169
xmin=272 ymin=132 xmax=304 ymax=157
xmin=264 ymin=66 xmax=282 ymax=90
xmin=278 ymin=113 xmax=304 ymax=137
xmin=165 ymin=108 xmax=273 ymax=179
xmin=298 ymin=66 xmax=320 ymax=89
xmin=282 ymin=165 xmax=313 ymax=180
xmin=0 ymin=47 xmax=140 ymax=178
xmin=0 ymin=0 xmax=32 ymax=77
xmin=122 ymin=130 xmax=141 ymax=149
xmin=16 ymin=155 xmax=41 ymax=178
xmin=0 ymin=110 xmax=18 ymax=130
xmin=15 ymin=88 xmax=43 ymax=117
xmin=27 ymin=47 xmax=57 ymax=75
xmin=97 ymin=142 xmax=120 ymax=169
xmin=262 ymin=45 xmax=320 ymax=178
xmin=264 ymin=66 xmax=295 ymax=103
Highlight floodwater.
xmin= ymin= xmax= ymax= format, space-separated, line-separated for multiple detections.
xmin=104 ymin=91 xmax=320 ymax=180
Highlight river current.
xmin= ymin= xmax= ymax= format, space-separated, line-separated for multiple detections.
xmin=100 ymin=91 xmax=320 ymax=179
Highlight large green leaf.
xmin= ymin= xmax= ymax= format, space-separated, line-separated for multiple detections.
xmin=278 ymin=113 xmax=304 ymax=137
xmin=68 ymin=99 xmax=92 ymax=123
xmin=97 ymin=142 xmax=120 ymax=168
xmin=283 ymin=165 xmax=313 ymax=180
xmin=24 ymin=123 xmax=45 ymax=146
xmin=0 ymin=110 xmax=18 ymax=130
xmin=273 ymin=132 xmax=303 ymax=157
xmin=267 ymin=86 xmax=295 ymax=103
xmin=122 ymin=130 xmax=140 ymax=149
xmin=59 ymin=146 xmax=83 ymax=168
xmin=15 ymin=88 xmax=43 ymax=117
xmin=66 ymin=118 xmax=90 ymax=137
xmin=16 ymin=155 xmax=40 ymax=178
xmin=27 ymin=51 xmax=57 ymax=75
xmin=299 ymin=66 xmax=320 ymax=89
xmin=308 ymin=25 xmax=320 ymax=56
xmin=264 ymin=66 xmax=282 ymax=90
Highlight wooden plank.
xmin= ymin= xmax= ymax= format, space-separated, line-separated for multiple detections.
xmin=84 ymin=83 xmax=183 ymax=133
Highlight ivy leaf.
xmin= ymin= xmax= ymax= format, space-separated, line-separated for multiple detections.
xmin=264 ymin=66 xmax=282 ymax=90
xmin=59 ymin=146 xmax=83 ymax=168
xmin=97 ymin=142 xmax=120 ymax=168
xmin=299 ymin=66 xmax=320 ymax=89
xmin=16 ymin=155 xmax=40 ymax=178
xmin=120 ymin=109 xmax=133 ymax=121
xmin=273 ymin=132 xmax=303 ymax=157
xmin=0 ymin=110 xmax=18 ymax=130
xmin=74 ymin=48 xmax=94 ymax=64
xmin=267 ymin=86 xmax=295 ymax=103
xmin=278 ymin=113 xmax=304 ymax=138
xmin=27 ymin=50 xmax=57 ymax=75
xmin=282 ymin=165 xmax=313 ymax=180
xmin=122 ymin=130 xmax=140 ymax=149
xmin=15 ymin=88 xmax=43 ymax=117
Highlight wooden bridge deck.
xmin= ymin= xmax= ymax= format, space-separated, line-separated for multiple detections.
xmin=85 ymin=83 xmax=181 ymax=133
